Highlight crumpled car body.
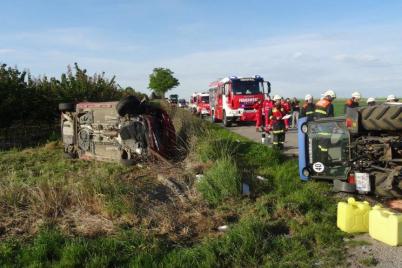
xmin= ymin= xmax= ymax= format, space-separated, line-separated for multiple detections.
xmin=59 ymin=98 xmax=176 ymax=164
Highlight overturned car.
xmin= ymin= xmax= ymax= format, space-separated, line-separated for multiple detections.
xmin=298 ymin=103 xmax=402 ymax=197
xmin=59 ymin=96 xmax=176 ymax=165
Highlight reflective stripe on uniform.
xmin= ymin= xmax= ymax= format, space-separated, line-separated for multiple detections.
xmin=273 ymin=142 xmax=278 ymax=144
xmin=306 ymin=111 xmax=314 ymax=115
xmin=318 ymin=145 xmax=328 ymax=152
xmin=272 ymin=130 xmax=284 ymax=134
xmin=315 ymin=109 xmax=327 ymax=114
xmin=317 ymin=132 xmax=331 ymax=136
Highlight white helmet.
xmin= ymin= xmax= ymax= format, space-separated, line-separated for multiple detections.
xmin=352 ymin=91 xmax=361 ymax=100
xmin=366 ymin=97 xmax=375 ymax=103
xmin=387 ymin=94 xmax=396 ymax=102
xmin=273 ymin=94 xmax=281 ymax=101
xmin=304 ymin=94 xmax=313 ymax=101
xmin=322 ymin=90 xmax=336 ymax=99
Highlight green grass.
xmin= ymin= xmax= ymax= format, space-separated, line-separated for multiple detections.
xmin=196 ymin=157 xmax=242 ymax=206
xmin=0 ymin=108 xmax=347 ymax=267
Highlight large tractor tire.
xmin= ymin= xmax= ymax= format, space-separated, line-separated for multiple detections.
xmin=373 ymin=171 xmax=402 ymax=198
xmin=360 ymin=105 xmax=402 ymax=131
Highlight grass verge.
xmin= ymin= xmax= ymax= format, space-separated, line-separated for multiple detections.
xmin=0 ymin=105 xmax=346 ymax=267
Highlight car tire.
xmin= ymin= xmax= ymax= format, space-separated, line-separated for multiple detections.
xmin=360 ymin=105 xmax=402 ymax=131
xmin=63 ymin=152 xmax=76 ymax=159
xmin=120 ymin=158 xmax=136 ymax=166
xmin=59 ymin=103 xmax=75 ymax=112
xmin=116 ymin=96 xmax=141 ymax=116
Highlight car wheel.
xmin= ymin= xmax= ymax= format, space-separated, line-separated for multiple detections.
xmin=116 ymin=96 xmax=141 ymax=116
xmin=59 ymin=103 xmax=75 ymax=112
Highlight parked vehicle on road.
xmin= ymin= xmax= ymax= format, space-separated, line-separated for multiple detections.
xmin=59 ymin=96 xmax=176 ymax=165
xmin=209 ymin=75 xmax=271 ymax=127
xmin=178 ymin=99 xmax=187 ymax=108
xmin=298 ymin=103 xmax=402 ymax=197
xmin=195 ymin=93 xmax=210 ymax=118
xmin=168 ymin=94 xmax=178 ymax=105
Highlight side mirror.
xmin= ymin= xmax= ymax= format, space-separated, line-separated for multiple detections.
xmin=266 ymin=82 xmax=271 ymax=94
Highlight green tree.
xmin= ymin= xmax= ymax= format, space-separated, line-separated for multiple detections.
xmin=148 ymin=68 xmax=179 ymax=98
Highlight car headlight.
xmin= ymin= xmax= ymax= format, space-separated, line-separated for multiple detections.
xmin=302 ymin=168 xmax=310 ymax=177
xmin=301 ymin=123 xmax=308 ymax=134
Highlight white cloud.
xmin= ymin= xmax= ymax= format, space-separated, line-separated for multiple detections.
xmin=2 ymin=25 xmax=402 ymax=99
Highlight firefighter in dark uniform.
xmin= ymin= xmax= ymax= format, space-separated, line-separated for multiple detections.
xmin=344 ymin=91 xmax=361 ymax=113
xmin=314 ymin=90 xmax=335 ymax=119
xmin=267 ymin=95 xmax=289 ymax=150
xmin=314 ymin=90 xmax=336 ymax=163
xmin=300 ymin=94 xmax=315 ymax=121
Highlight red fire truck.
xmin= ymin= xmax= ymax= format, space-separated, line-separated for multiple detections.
xmin=209 ymin=75 xmax=270 ymax=126
xmin=189 ymin=92 xmax=211 ymax=117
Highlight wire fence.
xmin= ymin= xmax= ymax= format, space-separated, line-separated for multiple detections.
xmin=0 ymin=123 xmax=60 ymax=150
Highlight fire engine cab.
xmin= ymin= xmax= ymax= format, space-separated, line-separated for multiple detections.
xmin=195 ymin=93 xmax=210 ymax=117
xmin=209 ymin=75 xmax=270 ymax=127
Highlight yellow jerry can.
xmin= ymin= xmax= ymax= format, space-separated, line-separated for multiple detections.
xmin=337 ymin=197 xmax=371 ymax=233
xmin=369 ymin=205 xmax=402 ymax=246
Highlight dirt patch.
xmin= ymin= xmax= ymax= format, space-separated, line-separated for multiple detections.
xmin=0 ymin=161 xmax=235 ymax=246
xmin=118 ymin=163 xmax=234 ymax=245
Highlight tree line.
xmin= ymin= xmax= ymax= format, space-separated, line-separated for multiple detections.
xmin=0 ymin=63 xmax=147 ymax=128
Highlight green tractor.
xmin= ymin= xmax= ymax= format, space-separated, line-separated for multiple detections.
xmin=298 ymin=103 xmax=402 ymax=197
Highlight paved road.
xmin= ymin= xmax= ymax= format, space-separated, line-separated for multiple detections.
xmin=222 ymin=123 xmax=299 ymax=157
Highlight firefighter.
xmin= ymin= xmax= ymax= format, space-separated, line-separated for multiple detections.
xmin=344 ymin=91 xmax=361 ymax=113
xmin=268 ymin=95 xmax=288 ymax=150
xmin=253 ymin=98 xmax=263 ymax=132
xmin=386 ymin=94 xmax=398 ymax=102
xmin=314 ymin=90 xmax=335 ymax=119
xmin=300 ymin=94 xmax=315 ymax=121
xmin=367 ymin=97 xmax=376 ymax=106
xmin=314 ymin=90 xmax=336 ymax=162
xmin=263 ymin=94 xmax=274 ymax=132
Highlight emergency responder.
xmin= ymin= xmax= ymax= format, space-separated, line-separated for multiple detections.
xmin=300 ymin=94 xmax=315 ymax=121
xmin=314 ymin=90 xmax=335 ymax=119
xmin=268 ymin=95 xmax=288 ymax=150
xmin=282 ymin=98 xmax=292 ymax=126
xmin=291 ymin=97 xmax=300 ymax=128
xmin=263 ymin=94 xmax=273 ymax=132
xmin=344 ymin=91 xmax=361 ymax=113
xmin=367 ymin=97 xmax=376 ymax=106
xmin=253 ymin=99 xmax=263 ymax=132
xmin=386 ymin=94 xmax=398 ymax=102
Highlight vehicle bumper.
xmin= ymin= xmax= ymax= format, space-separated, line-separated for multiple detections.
xmin=298 ymin=117 xmax=309 ymax=181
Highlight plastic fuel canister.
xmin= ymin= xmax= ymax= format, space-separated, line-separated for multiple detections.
xmin=337 ymin=197 xmax=371 ymax=233
xmin=369 ymin=205 xmax=402 ymax=246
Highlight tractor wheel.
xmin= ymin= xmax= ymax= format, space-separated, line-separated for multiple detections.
xmin=360 ymin=105 xmax=402 ymax=131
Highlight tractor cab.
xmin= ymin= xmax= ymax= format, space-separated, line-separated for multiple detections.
xmin=299 ymin=117 xmax=351 ymax=181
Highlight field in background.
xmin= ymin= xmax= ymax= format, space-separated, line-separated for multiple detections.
xmin=0 ymin=105 xmax=348 ymax=267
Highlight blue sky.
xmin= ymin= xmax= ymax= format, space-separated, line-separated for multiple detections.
xmin=1 ymin=0 xmax=402 ymax=98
